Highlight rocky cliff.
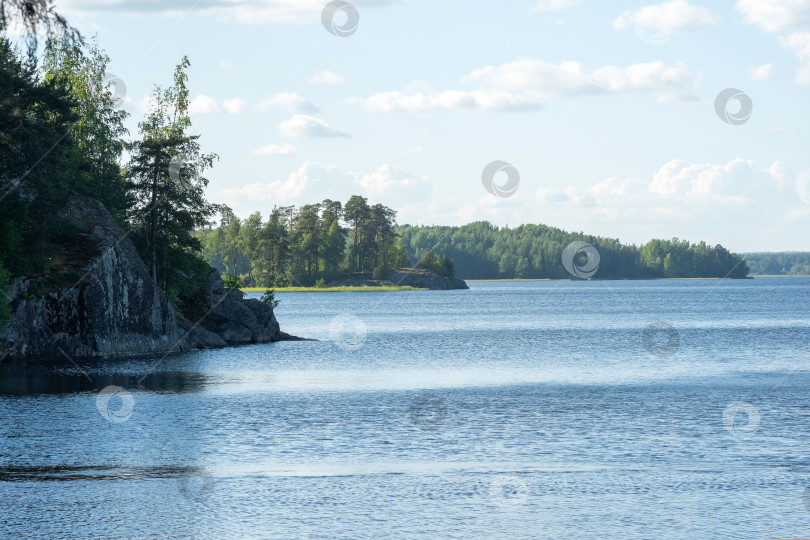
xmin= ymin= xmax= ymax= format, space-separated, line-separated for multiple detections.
xmin=0 ymin=195 xmax=292 ymax=361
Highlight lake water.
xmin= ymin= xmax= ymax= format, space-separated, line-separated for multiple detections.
xmin=1 ymin=278 xmax=810 ymax=539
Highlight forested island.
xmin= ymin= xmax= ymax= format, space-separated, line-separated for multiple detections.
xmin=195 ymin=204 xmax=750 ymax=286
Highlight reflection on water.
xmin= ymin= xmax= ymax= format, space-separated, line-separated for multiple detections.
xmin=1 ymin=278 xmax=809 ymax=539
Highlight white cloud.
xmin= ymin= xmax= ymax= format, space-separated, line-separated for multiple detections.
xmin=218 ymin=162 xmax=431 ymax=215
xmin=252 ymin=143 xmax=297 ymax=156
xmin=308 ymin=70 xmax=347 ymax=85
xmin=276 ymin=115 xmax=350 ymax=138
xmin=359 ymin=164 xmax=431 ymax=202
xmin=780 ymin=32 xmax=810 ymax=84
xmin=735 ymin=0 xmax=810 ymax=32
xmin=188 ymin=95 xmax=221 ymax=115
xmin=219 ymin=60 xmax=233 ymax=69
xmin=533 ymin=0 xmax=579 ymax=12
xmin=614 ymin=1 xmax=717 ymax=35
xmin=223 ymin=98 xmax=248 ymax=114
xmin=258 ymin=93 xmax=320 ymax=113
xmin=535 ymin=158 xmax=785 ymax=207
xmin=60 ymin=0 xmax=399 ymax=24
xmin=750 ymin=63 xmax=774 ymax=81
xmin=188 ymin=95 xmax=247 ymax=115
xmin=350 ymin=59 xmax=698 ymax=112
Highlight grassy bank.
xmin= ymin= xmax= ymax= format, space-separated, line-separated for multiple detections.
xmin=241 ymin=286 xmax=428 ymax=293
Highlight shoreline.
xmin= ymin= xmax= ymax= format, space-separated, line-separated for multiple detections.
xmin=242 ymin=286 xmax=429 ymax=293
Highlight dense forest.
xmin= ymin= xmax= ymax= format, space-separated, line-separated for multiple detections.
xmin=0 ymin=25 xmax=219 ymax=323
xmin=742 ymin=253 xmax=810 ymax=275
xmin=397 ymin=223 xmax=749 ymax=279
xmin=195 ymin=201 xmax=750 ymax=285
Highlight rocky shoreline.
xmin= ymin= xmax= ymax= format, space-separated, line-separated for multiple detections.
xmin=0 ymin=195 xmax=297 ymax=361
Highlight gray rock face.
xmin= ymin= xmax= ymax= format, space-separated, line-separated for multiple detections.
xmin=0 ymin=195 xmax=292 ymax=360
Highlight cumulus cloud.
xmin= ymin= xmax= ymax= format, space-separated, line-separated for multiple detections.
xmin=780 ymin=32 xmax=810 ymax=84
xmin=188 ymin=95 xmax=247 ymax=115
xmin=308 ymin=70 xmax=346 ymax=85
xmin=258 ymin=93 xmax=320 ymax=113
xmin=750 ymin=63 xmax=774 ymax=81
xmin=60 ymin=0 xmax=399 ymax=24
xmin=188 ymin=95 xmax=221 ymax=115
xmin=735 ymin=0 xmax=810 ymax=32
xmin=359 ymin=164 xmax=431 ymax=202
xmin=533 ymin=0 xmax=579 ymax=12
xmin=349 ymin=59 xmax=698 ymax=113
xmin=252 ymin=143 xmax=297 ymax=156
xmin=218 ymin=162 xmax=431 ymax=215
xmin=276 ymin=115 xmax=350 ymax=138
xmin=613 ymin=1 xmax=718 ymax=35
xmin=535 ymin=158 xmax=786 ymax=208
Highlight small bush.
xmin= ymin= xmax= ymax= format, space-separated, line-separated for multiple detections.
xmin=260 ymin=288 xmax=279 ymax=308
xmin=222 ymin=273 xmax=242 ymax=290
xmin=314 ymin=278 xmax=327 ymax=288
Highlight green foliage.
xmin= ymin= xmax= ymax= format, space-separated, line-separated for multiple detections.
xmin=222 ymin=273 xmax=242 ymax=290
xmin=260 ymin=288 xmax=279 ymax=308
xmin=195 ymin=196 xmax=401 ymax=287
xmin=126 ymin=56 xmax=219 ymax=294
xmin=416 ymin=251 xmax=455 ymax=278
xmin=398 ymin=223 xmax=748 ymax=279
xmin=742 ymin=252 xmax=810 ymax=275
xmin=314 ymin=278 xmax=327 ymax=288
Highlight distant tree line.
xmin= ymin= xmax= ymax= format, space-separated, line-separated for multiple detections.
xmin=397 ymin=223 xmax=749 ymax=279
xmin=742 ymin=252 xmax=810 ymax=275
xmin=194 ymin=196 xmax=411 ymax=287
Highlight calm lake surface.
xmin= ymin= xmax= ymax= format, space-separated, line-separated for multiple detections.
xmin=2 ymin=278 xmax=810 ymax=539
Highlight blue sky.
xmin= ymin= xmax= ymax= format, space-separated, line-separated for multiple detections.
xmin=53 ymin=0 xmax=810 ymax=251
